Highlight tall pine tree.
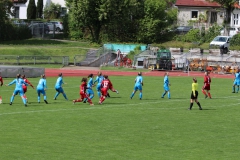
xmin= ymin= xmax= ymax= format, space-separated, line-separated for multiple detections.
xmin=27 ymin=0 xmax=36 ymax=19
xmin=36 ymin=0 xmax=43 ymax=18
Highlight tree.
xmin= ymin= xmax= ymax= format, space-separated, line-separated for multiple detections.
xmin=43 ymin=2 xmax=61 ymax=19
xmin=36 ymin=0 xmax=43 ymax=18
xmin=137 ymin=0 xmax=168 ymax=43
xmin=0 ymin=0 xmax=13 ymax=22
xmin=27 ymin=0 xmax=36 ymax=19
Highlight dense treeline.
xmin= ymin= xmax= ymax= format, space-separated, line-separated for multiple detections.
xmin=65 ymin=0 xmax=177 ymax=43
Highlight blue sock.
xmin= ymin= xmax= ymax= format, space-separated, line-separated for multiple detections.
xmin=139 ymin=93 xmax=142 ymax=99
xmin=168 ymin=92 xmax=171 ymax=99
xmin=130 ymin=92 xmax=135 ymax=98
xmin=63 ymin=93 xmax=68 ymax=100
xmin=22 ymin=97 xmax=26 ymax=104
xmin=162 ymin=92 xmax=166 ymax=97
xmin=97 ymin=91 xmax=101 ymax=98
xmin=38 ymin=96 xmax=40 ymax=102
xmin=90 ymin=94 xmax=94 ymax=99
xmin=10 ymin=96 xmax=14 ymax=102
xmin=54 ymin=92 xmax=60 ymax=99
xmin=44 ymin=95 xmax=47 ymax=100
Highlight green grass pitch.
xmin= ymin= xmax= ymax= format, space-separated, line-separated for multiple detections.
xmin=0 ymin=75 xmax=240 ymax=160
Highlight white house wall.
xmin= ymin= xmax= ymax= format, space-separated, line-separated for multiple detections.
xmin=177 ymin=7 xmax=224 ymax=27
xmin=13 ymin=0 xmax=66 ymax=19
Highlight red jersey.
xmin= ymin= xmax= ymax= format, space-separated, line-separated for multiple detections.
xmin=204 ymin=75 xmax=211 ymax=85
xmin=80 ymin=81 xmax=87 ymax=93
xmin=108 ymin=79 xmax=113 ymax=89
xmin=23 ymin=78 xmax=33 ymax=89
xmin=0 ymin=76 xmax=3 ymax=86
xmin=101 ymin=79 xmax=111 ymax=90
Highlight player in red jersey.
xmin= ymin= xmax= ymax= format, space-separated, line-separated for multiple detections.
xmin=0 ymin=73 xmax=3 ymax=103
xmin=202 ymin=71 xmax=212 ymax=99
xmin=0 ymin=73 xmax=3 ymax=86
xmin=106 ymin=77 xmax=119 ymax=97
xmin=73 ymin=77 xmax=94 ymax=106
xmin=99 ymin=75 xmax=111 ymax=104
xmin=21 ymin=74 xmax=34 ymax=101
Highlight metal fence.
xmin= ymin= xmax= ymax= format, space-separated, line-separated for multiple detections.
xmin=0 ymin=55 xmax=69 ymax=66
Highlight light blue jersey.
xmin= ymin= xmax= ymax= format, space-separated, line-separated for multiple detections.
xmin=87 ymin=77 xmax=94 ymax=94
xmin=94 ymin=75 xmax=104 ymax=97
xmin=134 ymin=76 xmax=143 ymax=91
xmin=163 ymin=75 xmax=170 ymax=91
xmin=37 ymin=78 xmax=48 ymax=103
xmin=234 ymin=72 xmax=240 ymax=85
xmin=55 ymin=77 xmax=64 ymax=89
xmin=54 ymin=76 xmax=68 ymax=100
xmin=37 ymin=78 xmax=47 ymax=90
xmin=8 ymin=78 xmax=28 ymax=96
xmin=8 ymin=78 xmax=28 ymax=105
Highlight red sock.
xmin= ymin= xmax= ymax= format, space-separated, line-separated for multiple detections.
xmin=202 ymin=90 xmax=206 ymax=95
xmin=87 ymin=98 xmax=92 ymax=104
xmin=208 ymin=92 xmax=211 ymax=98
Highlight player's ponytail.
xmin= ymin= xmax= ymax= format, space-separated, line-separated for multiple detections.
xmin=88 ymin=74 xmax=93 ymax=78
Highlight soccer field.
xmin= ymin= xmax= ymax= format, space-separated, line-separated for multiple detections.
xmin=0 ymin=75 xmax=239 ymax=160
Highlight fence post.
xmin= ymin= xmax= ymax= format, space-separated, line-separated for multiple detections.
xmin=34 ymin=57 xmax=36 ymax=65
xmin=17 ymin=56 xmax=19 ymax=65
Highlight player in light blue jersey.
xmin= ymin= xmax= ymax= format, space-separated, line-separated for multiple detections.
xmin=5 ymin=74 xmax=28 ymax=106
xmin=83 ymin=74 xmax=95 ymax=103
xmin=54 ymin=73 xmax=68 ymax=100
xmin=37 ymin=74 xmax=48 ymax=104
xmin=130 ymin=72 xmax=143 ymax=100
xmin=94 ymin=72 xmax=104 ymax=97
xmin=161 ymin=72 xmax=171 ymax=99
xmin=232 ymin=68 xmax=240 ymax=93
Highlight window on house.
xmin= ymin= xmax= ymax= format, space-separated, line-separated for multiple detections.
xmin=234 ymin=14 xmax=239 ymax=25
xmin=60 ymin=7 xmax=67 ymax=17
xmin=210 ymin=12 xmax=217 ymax=23
xmin=191 ymin=11 xmax=198 ymax=18
xmin=14 ymin=7 xmax=19 ymax=19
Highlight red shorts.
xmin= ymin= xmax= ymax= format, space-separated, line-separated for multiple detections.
xmin=80 ymin=92 xmax=88 ymax=99
xmin=202 ymin=84 xmax=210 ymax=90
xmin=23 ymin=86 xmax=27 ymax=93
xmin=101 ymin=88 xmax=108 ymax=96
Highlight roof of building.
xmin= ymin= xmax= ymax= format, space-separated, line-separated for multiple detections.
xmin=234 ymin=2 xmax=240 ymax=9
xmin=175 ymin=0 xmax=221 ymax=7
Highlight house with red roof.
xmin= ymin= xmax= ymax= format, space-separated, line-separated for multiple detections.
xmin=175 ymin=0 xmax=225 ymax=27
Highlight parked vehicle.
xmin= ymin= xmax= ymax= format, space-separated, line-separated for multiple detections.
xmin=209 ymin=36 xmax=231 ymax=54
xmin=147 ymin=49 xmax=173 ymax=70
xmin=28 ymin=23 xmax=50 ymax=35
xmin=175 ymin=26 xmax=193 ymax=34
xmin=49 ymin=21 xmax=64 ymax=32
xmin=220 ymin=27 xmax=240 ymax=37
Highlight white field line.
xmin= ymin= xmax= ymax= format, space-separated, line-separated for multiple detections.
xmin=0 ymin=95 xmax=239 ymax=116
